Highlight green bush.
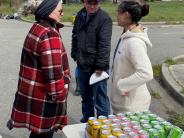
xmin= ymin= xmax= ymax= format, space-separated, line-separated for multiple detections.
xmin=0 ymin=5 xmax=16 ymax=14
xmin=150 ymin=91 xmax=162 ymax=99
xmin=167 ymin=111 xmax=184 ymax=130
xmin=164 ymin=58 xmax=176 ymax=65
xmin=153 ymin=64 xmax=162 ymax=81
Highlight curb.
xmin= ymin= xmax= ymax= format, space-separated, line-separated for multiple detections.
xmin=161 ymin=56 xmax=184 ymax=106
xmin=19 ymin=18 xmax=184 ymax=26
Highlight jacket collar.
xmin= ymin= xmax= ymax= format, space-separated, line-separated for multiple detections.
xmin=38 ymin=18 xmax=64 ymax=29
xmin=77 ymin=8 xmax=100 ymax=30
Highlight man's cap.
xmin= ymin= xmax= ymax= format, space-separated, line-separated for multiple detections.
xmin=83 ymin=0 xmax=100 ymax=4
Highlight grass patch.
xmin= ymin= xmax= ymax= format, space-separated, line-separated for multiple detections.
xmin=62 ymin=3 xmax=83 ymax=22
xmin=1 ymin=1 xmax=184 ymax=22
xmin=167 ymin=111 xmax=184 ymax=130
xmin=153 ymin=64 xmax=162 ymax=81
xmin=101 ymin=2 xmax=117 ymax=21
xmin=181 ymin=87 xmax=184 ymax=94
xmin=151 ymin=91 xmax=162 ymax=99
xmin=142 ymin=1 xmax=184 ymax=22
xmin=20 ymin=3 xmax=117 ymax=22
xmin=164 ymin=58 xmax=176 ymax=65
xmin=21 ymin=14 xmax=35 ymax=22
xmin=62 ymin=1 xmax=184 ymax=22
xmin=0 ymin=5 xmax=16 ymax=14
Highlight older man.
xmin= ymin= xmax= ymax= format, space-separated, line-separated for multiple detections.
xmin=71 ymin=0 xmax=112 ymax=122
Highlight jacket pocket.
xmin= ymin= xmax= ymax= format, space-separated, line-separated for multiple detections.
xmin=86 ymin=47 xmax=96 ymax=64
xmin=87 ymin=47 xmax=96 ymax=54
xmin=47 ymin=88 xmax=68 ymax=102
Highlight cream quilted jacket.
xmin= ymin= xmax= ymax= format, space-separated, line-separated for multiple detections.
xmin=110 ymin=26 xmax=153 ymax=114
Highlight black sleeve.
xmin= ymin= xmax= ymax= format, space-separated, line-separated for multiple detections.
xmin=71 ymin=15 xmax=78 ymax=61
xmin=96 ymin=16 xmax=112 ymax=70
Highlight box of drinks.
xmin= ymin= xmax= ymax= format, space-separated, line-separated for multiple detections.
xmin=84 ymin=111 xmax=183 ymax=138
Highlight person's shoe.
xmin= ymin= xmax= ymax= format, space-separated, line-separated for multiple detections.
xmin=7 ymin=120 xmax=13 ymax=130
xmin=80 ymin=118 xmax=88 ymax=123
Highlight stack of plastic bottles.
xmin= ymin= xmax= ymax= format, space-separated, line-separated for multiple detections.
xmin=85 ymin=111 xmax=183 ymax=138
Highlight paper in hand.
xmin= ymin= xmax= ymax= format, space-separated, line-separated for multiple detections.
xmin=89 ymin=71 xmax=109 ymax=85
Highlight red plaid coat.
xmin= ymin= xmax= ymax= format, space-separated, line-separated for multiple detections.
xmin=8 ymin=22 xmax=70 ymax=134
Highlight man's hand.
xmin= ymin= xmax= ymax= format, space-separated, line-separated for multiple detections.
xmin=95 ymin=70 xmax=103 ymax=76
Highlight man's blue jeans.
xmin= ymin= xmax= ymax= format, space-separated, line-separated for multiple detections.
xmin=78 ymin=68 xmax=110 ymax=122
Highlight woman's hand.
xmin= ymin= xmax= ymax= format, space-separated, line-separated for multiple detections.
xmin=122 ymin=92 xmax=129 ymax=96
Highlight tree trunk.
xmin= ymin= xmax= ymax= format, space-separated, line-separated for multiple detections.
xmin=9 ymin=0 xmax=12 ymax=7
xmin=113 ymin=0 xmax=115 ymax=3
xmin=15 ymin=0 xmax=21 ymax=7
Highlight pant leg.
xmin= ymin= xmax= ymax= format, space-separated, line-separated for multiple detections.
xmin=74 ymin=67 xmax=80 ymax=95
xmin=78 ymin=68 xmax=94 ymax=122
xmin=93 ymin=76 xmax=110 ymax=117
xmin=76 ymin=77 xmax=80 ymax=92
xmin=29 ymin=132 xmax=54 ymax=138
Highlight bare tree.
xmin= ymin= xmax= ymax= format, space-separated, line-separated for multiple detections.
xmin=113 ymin=0 xmax=118 ymax=3
xmin=9 ymin=0 xmax=12 ymax=7
xmin=15 ymin=0 xmax=21 ymax=7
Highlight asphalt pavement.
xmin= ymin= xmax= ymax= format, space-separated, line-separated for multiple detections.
xmin=0 ymin=19 xmax=184 ymax=138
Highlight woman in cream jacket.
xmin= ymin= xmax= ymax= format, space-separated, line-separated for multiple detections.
xmin=110 ymin=0 xmax=153 ymax=114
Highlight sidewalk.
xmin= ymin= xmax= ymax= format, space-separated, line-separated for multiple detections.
xmin=161 ymin=55 xmax=184 ymax=106
xmin=19 ymin=18 xmax=184 ymax=27
xmin=0 ymin=133 xmax=14 ymax=138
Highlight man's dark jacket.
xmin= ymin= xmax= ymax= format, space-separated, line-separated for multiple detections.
xmin=71 ymin=8 xmax=112 ymax=71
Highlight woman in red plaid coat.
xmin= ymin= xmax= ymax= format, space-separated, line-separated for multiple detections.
xmin=7 ymin=0 xmax=70 ymax=137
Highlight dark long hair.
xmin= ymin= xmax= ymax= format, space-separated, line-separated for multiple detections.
xmin=118 ymin=0 xmax=149 ymax=23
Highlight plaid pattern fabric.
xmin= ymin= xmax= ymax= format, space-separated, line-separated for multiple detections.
xmin=9 ymin=23 xmax=70 ymax=134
